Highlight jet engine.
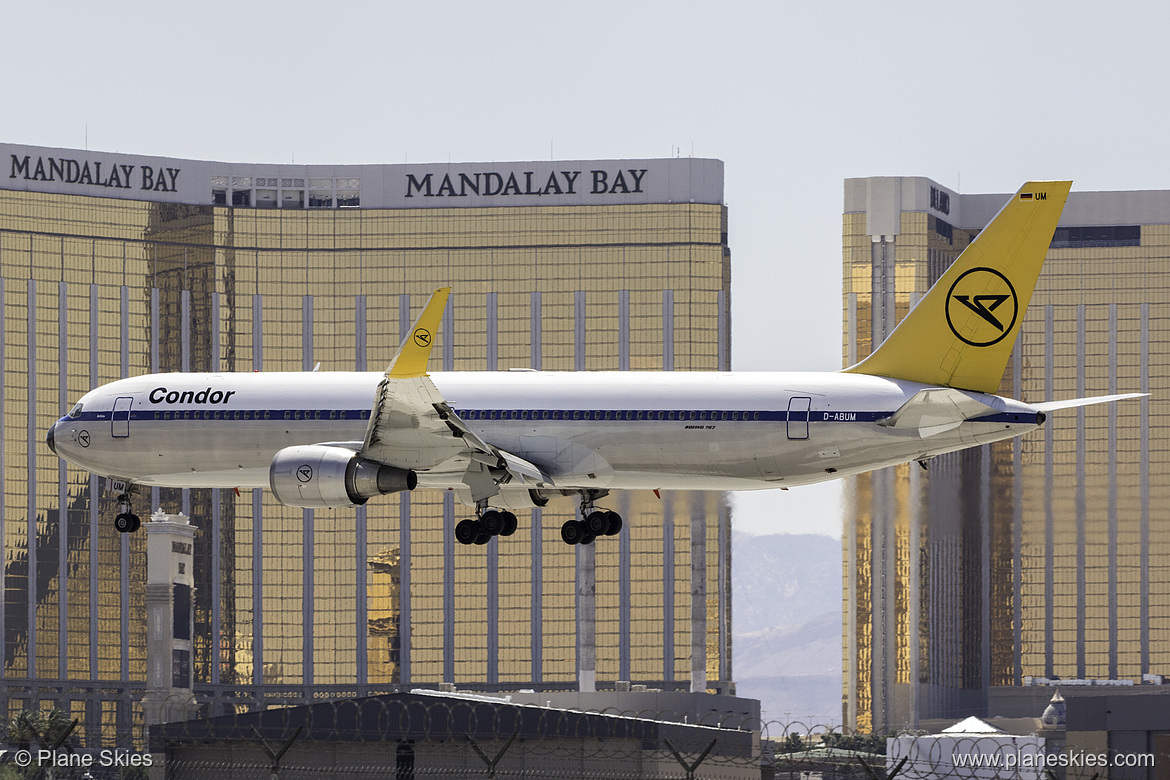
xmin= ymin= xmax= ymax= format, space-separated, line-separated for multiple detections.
xmin=269 ymin=445 xmax=416 ymax=509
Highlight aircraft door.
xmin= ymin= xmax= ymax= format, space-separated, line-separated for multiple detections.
xmin=787 ymin=396 xmax=811 ymax=440
xmin=112 ymin=397 xmax=132 ymax=438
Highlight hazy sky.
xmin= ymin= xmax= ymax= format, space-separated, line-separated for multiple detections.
xmin=5 ymin=1 xmax=1166 ymax=537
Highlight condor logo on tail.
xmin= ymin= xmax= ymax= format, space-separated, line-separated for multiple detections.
xmin=952 ymin=294 xmax=1010 ymax=330
xmin=945 ymin=267 xmax=1018 ymax=347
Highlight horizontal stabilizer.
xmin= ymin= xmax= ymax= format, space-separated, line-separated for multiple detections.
xmin=1032 ymin=393 xmax=1148 ymax=412
xmin=878 ymin=387 xmax=997 ymax=438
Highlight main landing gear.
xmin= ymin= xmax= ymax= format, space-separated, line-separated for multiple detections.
xmin=113 ymin=487 xmax=141 ymax=534
xmin=453 ymin=491 xmax=626 ymax=547
xmin=560 ymin=492 xmax=622 ymax=546
xmin=454 ymin=505 xmax=519 ymax=546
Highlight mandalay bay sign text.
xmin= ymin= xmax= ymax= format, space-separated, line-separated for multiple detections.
xmin=390 ymin=158 xmax=723 ymax=208
xmin=1 ymin=142 xmax=724 ymax=210
xmin=10 ymin=154 xmax=181 ymax=193
xmin=405 ymin=168 xmax=648 ymax=199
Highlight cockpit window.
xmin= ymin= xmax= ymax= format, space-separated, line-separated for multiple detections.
xmin=68 ymin=403 xmax=84 ymax=419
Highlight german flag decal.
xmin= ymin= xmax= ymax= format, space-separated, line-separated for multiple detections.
xmin=1019 ymin=193 xmax=1034 ymax=200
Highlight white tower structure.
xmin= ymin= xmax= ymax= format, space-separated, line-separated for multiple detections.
xmin=141 ymin=511 xmax=199 ymax=728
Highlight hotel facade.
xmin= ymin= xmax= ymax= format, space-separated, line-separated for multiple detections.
xmin=843 ymin=177 xmax=1168 ymax=731
xmin=0 ymin=143 xmax=732 ymax=745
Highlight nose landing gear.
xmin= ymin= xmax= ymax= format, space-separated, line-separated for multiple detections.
xmin=112 ymin=487 xmax=141 ymax=534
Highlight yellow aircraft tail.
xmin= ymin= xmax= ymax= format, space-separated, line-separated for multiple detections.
xmin=844 ymin=180 xmax=1072 ymax=393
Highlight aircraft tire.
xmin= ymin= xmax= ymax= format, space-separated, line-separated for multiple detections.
xmin=481 ymin=510 xmax=504 ymax=536
xmin=114 ymin=513 xmax=136 ymax=534
xmin=499 ymin=511 xmax=518 ymax=536
xmin=129 ymin=513 xmax=141 ymax=533
xmin=580 ymin=532 xmax=596 ymax=546
xmin=560 ymin=520 xmax=584 ymax=545
xmin=455 ymin=519 xmax=481 ymax=545
xmin=585 ymin=511 xmax=609 ymax=536
xmin=474 ymin=529 xmax=492 ymax=545
xmin=604 ymin=511 xmax=622 ymax=536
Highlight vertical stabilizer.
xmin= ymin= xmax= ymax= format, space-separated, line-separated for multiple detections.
xmin=844 ymin=181 xmax=1071 ymax=393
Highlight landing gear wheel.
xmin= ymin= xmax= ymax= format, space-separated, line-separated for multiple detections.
xmin=585 ymin=511 xmax=610 ymax=536
xmin=580 ymin=532 xmax=596 ymax=546
xmin=603 ymin=511 xmax=622 ymax=536
xmin=561 ymin=519 xmax=586 ymax=545
xmin=481 ymin=510 xmax=504 ymax=536
xmin=455 ymin=519 xmax=481 ymax=546
xmin=474 ymin=529 xmax=492 ymax=545
xmin=499 ymin=511 xmax=518 ymax=537
xmin=112 ymin=485 xmax=141 ymax=533
xmin=114 ymin=513 xmax=140 ymax=534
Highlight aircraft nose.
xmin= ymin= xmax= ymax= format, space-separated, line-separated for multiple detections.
xmin=46 ymin=421 xmax=58 ymax=455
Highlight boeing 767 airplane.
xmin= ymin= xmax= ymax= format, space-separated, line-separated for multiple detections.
xmin=46 ymin=180 xmax=1141 ymax=544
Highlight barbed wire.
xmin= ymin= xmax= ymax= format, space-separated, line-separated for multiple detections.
xmin=2 ymin=696 xmax=1146 ymax=780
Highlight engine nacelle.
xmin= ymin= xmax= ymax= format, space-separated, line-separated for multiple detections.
xmin=269 ymin=445 xmax=416 ymax=509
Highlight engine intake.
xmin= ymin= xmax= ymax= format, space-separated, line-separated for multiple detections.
xmin=270 ymin=445 xmax=416 ymax=509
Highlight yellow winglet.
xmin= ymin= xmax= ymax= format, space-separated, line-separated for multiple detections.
xmin=386 ymin=287 xmax=451 ymax=378
xmin=844 ymin=181 xmax=1072 ymax=393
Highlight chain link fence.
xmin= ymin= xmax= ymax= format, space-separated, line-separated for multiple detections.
xmin=3 ymin=697 xmax=1158 ymax=779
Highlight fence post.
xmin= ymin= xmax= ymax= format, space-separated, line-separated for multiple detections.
xmin=252 ymin=724 xmax=302 ymax=780
xmin=467 ymin=731 xmax=518 ymax=779
xmin=664 ymin=738 xmax=716 ymax=780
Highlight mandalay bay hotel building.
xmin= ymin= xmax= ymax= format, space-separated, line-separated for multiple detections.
xmin=0 ymin=142 xmax=732 ymax=745
xmin=844 ymin=176 xmax=1170 ymax=731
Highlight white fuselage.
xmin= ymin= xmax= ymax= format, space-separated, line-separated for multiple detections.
xmin=48 ymin=370 xmax=1044 ymax=502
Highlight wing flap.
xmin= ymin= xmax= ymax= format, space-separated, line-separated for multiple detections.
xmin=497 ymin=449 xmax=548 ymax=486
xmin=361 ymin=375 xmax=466 ymax=469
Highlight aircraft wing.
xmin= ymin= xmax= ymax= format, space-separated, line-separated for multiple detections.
xmin=877 ymin=387 xmax=999 ymax=438
xmin=357 ymin=287 xmax=552 ymax=502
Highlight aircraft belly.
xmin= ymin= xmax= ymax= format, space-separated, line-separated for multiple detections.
xmin=486 ymin=421 xmax=874 ymax=490
xmin=539 ymin=418 xmax=1034 ymax=491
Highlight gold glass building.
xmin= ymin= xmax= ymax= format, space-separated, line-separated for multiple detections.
xmin=842 ymin=177 xmax=1166 ymax=731
xmin=0 ymin=143 xmax=733 ymax=746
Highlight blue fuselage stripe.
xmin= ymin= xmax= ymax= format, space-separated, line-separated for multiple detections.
xmin=66 ymin=408 xmax=894 ymax=424
xmin=62 ymin=407 xmax=1043 ymax=429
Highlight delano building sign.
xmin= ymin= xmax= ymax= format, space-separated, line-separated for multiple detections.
xmin=2 ymin=142 xmax=723 ymax=210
